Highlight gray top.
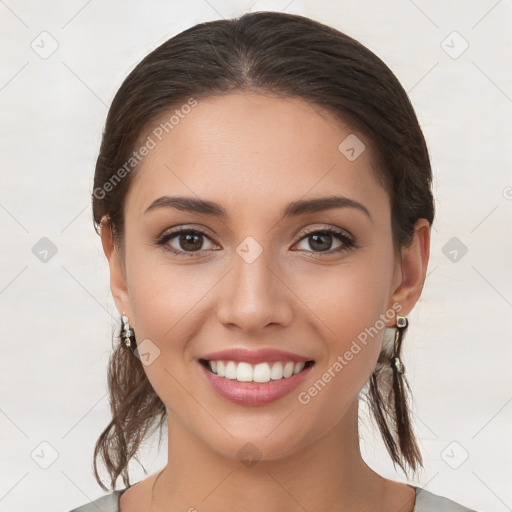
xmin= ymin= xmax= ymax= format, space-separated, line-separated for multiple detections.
xmin=68 ymin=485 xmax=479 ymax=511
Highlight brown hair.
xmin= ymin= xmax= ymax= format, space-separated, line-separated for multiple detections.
xmin=91 ymin=11 xmax=434 ymax=491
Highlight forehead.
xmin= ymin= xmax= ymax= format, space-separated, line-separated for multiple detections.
xmin=125 ymin=92 xmax=389 ymax=223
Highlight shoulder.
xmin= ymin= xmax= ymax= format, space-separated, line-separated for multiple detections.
xmin=413 ymin=487 xmax=478 ymax=512
xmin=67 ymin=488 xmax=128 ymax=512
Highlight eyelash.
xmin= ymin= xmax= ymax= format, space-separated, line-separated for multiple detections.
xmin=153 ymin=226 xmax=356 ymax=258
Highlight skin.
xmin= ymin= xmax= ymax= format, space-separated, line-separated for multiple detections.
xmin=101 ymin=92 xmax=430 ymax=511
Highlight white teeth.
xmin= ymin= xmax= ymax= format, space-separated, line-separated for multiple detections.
xmin=283 ymin=361 xmax=294 ymax=378
xmin=294 ymin=362 xmax=305 ymax=375
xmin=253 ymin=363 xmax=271 ymax=383
xmin=236 ymin=362 xmax=253 ymax=382
xmin=225 ymin=361 xmax=237 ymax=379
xmin=205 ymin=360 xmax=308 ymax=382
xmin=270 ymin=362 xmax=283 ymax=380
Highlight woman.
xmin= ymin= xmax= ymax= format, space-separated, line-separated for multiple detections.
xmin=69 ymin=11 xmax=478 ymax=512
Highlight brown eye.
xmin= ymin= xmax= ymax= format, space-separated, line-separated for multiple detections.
xmin=157 ymin=229 xmax=217 ymax=256
xmin=176 ymin=232 xmax=204 ymax=251
xmin=294 ymin=227 xmax=355 ymax=254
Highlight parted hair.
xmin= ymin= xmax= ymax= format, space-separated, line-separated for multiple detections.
xmin=91 ymin=11 xmax=434 ymax=491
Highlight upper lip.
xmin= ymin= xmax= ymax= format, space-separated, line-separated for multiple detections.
xmin=200 ymin=348 xmax=313 ymax=364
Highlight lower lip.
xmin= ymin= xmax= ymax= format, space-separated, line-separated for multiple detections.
xmin=199 ymin=361 xmax=314 ymax=406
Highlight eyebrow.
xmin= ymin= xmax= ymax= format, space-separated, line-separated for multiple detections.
xmin=144 ymin=195 xmax=372 ymax=222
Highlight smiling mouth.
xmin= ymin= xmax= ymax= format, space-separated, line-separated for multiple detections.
xmin=199 ymin=359 xmax=315 ymax=383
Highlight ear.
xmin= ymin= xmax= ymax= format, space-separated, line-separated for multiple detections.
xmin=386 ymin=218 xmax=431 ymax=324
xmin=100 ymin=216 xmax=132 ymax=320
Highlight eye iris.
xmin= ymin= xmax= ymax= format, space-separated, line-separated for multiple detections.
xmin=180 ymin=232 xmax=202 ymax=251
xmin=309 ymin=233 xmax=332 ymax=252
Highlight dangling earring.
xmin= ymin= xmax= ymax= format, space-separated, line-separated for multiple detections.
xmin=121 ymin=313 xmax=136 ymax=350
xmin=391 ymin=315 xmax=407 ymax=374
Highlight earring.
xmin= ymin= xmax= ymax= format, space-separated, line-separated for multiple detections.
xmin=121 ymin=313 xmax=136 ymax=350
xmin=391 ymin=315 xmax=408 ymax=374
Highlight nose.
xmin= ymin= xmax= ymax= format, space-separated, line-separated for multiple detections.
xmin=216 ymin=244 xmax=293 ymax=334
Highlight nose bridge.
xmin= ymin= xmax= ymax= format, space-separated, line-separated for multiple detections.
xmin=216 ymin=235 xmax=291 ymax=331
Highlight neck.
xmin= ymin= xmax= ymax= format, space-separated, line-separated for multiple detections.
xmin=150 ymin=400 xmax=390 ymax=512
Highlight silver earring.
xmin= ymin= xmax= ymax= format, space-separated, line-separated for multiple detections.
xmin=391 ymin=315 xmax=408 ymax=374
xmin=121 ymin=313 xmax=136 ymax=349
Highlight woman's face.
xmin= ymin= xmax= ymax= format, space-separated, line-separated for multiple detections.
xmin=106 ymin=92 xmax=419 ymax=461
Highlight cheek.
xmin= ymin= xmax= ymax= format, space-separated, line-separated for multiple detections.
xmin=126 ymin=255 xmax=212 ymax=354
xmin=123 ymin=253 xmax=210 ymax=418
xmin=123 ymin=244 xmax=226 ymax=406
xmin=293 ymin=276 xmax=388 ymax=435
xmin=323 ymin=263 xmax=392 ymax=349
xmin=293 ymin=243 xmax=394 ymax=346
xmin=293 ymin=249 xmax=393 ymax=407
xmin=311 ymin=291 xmax=385 ymax=403
xmin=123 ymin=220 xmax=212 ymax=334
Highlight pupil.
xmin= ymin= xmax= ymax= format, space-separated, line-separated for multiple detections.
xmin=310 ymin=233 xmax=331 ymax=252
xmin=181 ymin=233 xmax=202 ymax=251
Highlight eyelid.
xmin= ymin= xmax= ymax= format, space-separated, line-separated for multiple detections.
xmin=295 ymin=224 xmax=354 ymax=241
xmin=154 ymin=225 xmax=220 ymax=252
xmin=292 ymin=225 xmax=356 ymax=254
xmin=156 ymin=224 xmax=219 ymax=244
